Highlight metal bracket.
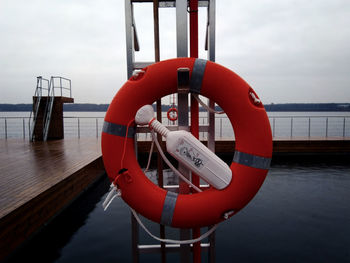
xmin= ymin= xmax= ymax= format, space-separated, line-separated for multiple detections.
xmin=177 ymin=68 xmax=190 ymax=94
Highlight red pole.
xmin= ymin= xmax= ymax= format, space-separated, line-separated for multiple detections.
xmin=189 ymin=0 xmax=201 ymax=262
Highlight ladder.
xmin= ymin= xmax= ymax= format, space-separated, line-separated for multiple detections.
xmin=43 ymin=77 xmax=55 ymax=141
xmin=125 ymin=1 xmax=217 ymax=262
xmin=29 ymin=76 xmax=50 ymax=141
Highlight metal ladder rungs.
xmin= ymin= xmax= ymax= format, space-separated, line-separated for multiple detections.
xmin=138 ymin=242 xmax=211 ymax=254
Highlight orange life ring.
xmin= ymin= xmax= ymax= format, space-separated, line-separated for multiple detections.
xmin=102 ymin=58 xmax=272 ymax=228
xmin=167 ymin=107 xmax=178 ymax=122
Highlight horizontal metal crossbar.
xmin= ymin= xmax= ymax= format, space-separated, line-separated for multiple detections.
xmin=136 ymin=125 xmax=210 ymax=133
xmin=138 ymin=242 xmax=211 ymax=254
xmin=131 ymin=0 xmax=209 ymax=8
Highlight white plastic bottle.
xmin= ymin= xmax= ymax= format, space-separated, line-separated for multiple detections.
xmin=135 ymin=105 xmax=232 ymax=190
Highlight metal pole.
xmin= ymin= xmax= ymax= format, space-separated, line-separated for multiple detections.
xmin=189 ymin=0 xmax=201 ymax=256
xmin=290 ymin=118 xmax=293 ymax=138
xmin=60 ymin=77 xmax=63 ymax=96
xmin=176 ymin=0 xmax=190 ymax=260
xmin=220 ymin=118 xmax=222 ymax=138
xmin=207 ymin=2 xmax=216 ymax=262
xmin=208 ymin=225 xmax=216 ymax=263
xmin=176 ymin=0 xmax=188 ymax=57
xmin=131 ymin=213 xmax=140 ymax=263
xmin=272 ymin=118 xmax=276 ymax=138
xmin=23 ymin=118 xmax=25 ymax=139
xmin=326 ymin=117 xmax=328 ymax=137
xmin=207 ymin=0 xmax=216 ymax=62
xmin=202 ymin=117 xmax=206 ymax=140
xmin=152 ymin=1 xmax=166 ymax=260
xmin=5 ymin=119 xmax=7 ymax=139
xmin=28 ymin=118 xmax=31 ymax=140
xmin=125 ymin=0 xmax=135 ymax=79
xmin=177 ymin=68 xmax=191 ymax=263
xmin=78 ymin=118 xmax=80 ymax=138
xmin=308 ymin=117 xmax=311 ymax=138
xmin=96 ymin=118 xmax=98 ymax=138
xmin=343 ymin=117 xmax=346 ymax=138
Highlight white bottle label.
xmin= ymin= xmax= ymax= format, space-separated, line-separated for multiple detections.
xmin=175 ymin=138 xmax=207 ymax=170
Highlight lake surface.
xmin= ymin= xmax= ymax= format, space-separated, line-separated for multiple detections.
xmin=5 ymin=157 xmax=350 ymax=263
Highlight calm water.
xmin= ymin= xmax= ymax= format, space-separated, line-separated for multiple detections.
xmin=5 ymin=157 xmax=350 ymax=263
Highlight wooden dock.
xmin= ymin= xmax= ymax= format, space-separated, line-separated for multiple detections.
xmin=0 ymin=138 xmax=104 ymax=260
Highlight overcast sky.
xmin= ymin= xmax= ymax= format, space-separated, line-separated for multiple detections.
xmin=1 ymin=0 xmax=349 ymax=104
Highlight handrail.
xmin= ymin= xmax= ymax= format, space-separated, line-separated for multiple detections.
xmin=3 ymin=114 xmax=348 ymax=140
xmin=50 ymin=76 xmax=72 ymax=98
xmin=43 ymin=77 xmax=55 ymax=141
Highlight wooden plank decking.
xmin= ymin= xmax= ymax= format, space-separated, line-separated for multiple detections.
xmin=0 ymin=138 xmax=104 ymax=260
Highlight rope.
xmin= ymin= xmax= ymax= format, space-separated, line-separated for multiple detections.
xmin=151 ymin=130 xmax=202 ymax=193
xmin=193 ymin=94 xmax=224 ymax=114
xmin=131 ymin=208 xmax=218 ymax=244
xmin=144 ymin=139 xmax=154 ymax=173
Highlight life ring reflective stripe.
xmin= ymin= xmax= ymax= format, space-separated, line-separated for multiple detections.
xmin=102 ymin=58 xmax=272 ymax=228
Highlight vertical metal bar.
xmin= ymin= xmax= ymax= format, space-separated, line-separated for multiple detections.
xmin=40 ymin=78 xmax=42 ymax=96
xmin=125 ymin=2 xmax=139 ymax=261
xmin=60 ymin=77 xmax=63 ymax=96
xmin=70 ymin=80 xmax=72 ymax=98
xmin=220 ymin=118 xmax=222 ymax=138
xmin=273 ymin=118 xmax=276 ymax=138
xmin=152 ymin=1 xmax=166 ymax=259
xmin=5 ymin=118 xmax=7 ymax=139
xmin=177 ymin=68 xmax=191 ymax=263
xmin=78 ymin=118 xmax=80 ymax=139
xmin=23 ymin=118 xmax=25 ymax=139
xmin=188 ymin=0 xmax=201 ymax=257
xmin=125 ymin=0 xmax=135 ymax=79
xmin=343 ymin=117 xmax=346 ymax=138
xmin=208 ymin=225 xmax=216 ymax=263
xmin=131 ymin=213 xmax=140 ymax=263
xmin=207 ymin=0 xmax=216 ymax=62
xmin=290 ymin=118 xmax=293 ymax=138
xmin=308 ymin=117 xmax=311 ymax=138
xmin=96 ymin=118 xmax=98 ymax=138
xmin=208 ymin=100 xmax=215 ymax=151
xmin=153 ymin=0 xmax=160 ymax=62
xmin=28 ymin=118 xmax=31 ymax=140
xmin=208 ymin=2 xmax=216 ymax=262
xmin=326 ymin=117 xmax=328 ymax=137
xmin=176 ymin=0 xmax=188 ymax=57
xmin=132 ymin=128 xmax=139 ymax=263
xmin=157 ymin=102 xmax=166 ymax=263
xmin=207 ymin=0 xmax=216 ymax=151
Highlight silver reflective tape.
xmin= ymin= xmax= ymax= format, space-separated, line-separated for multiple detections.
xmin=190 ymin=59 xmax=207 ymax=94
xmin=233 ymin=151 xmax=271 ymax=170
xmin=160 ymin=191 xmax=178 ymax=226
xmin=102 ymin=121 xmax=135 ymax=138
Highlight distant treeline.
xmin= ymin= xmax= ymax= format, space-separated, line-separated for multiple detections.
xmin=0 ymin=103 xmax=349 ymax=112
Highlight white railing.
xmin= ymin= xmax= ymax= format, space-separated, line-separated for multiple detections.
xmin=1 ymin=115 xmax=349 ymax=140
